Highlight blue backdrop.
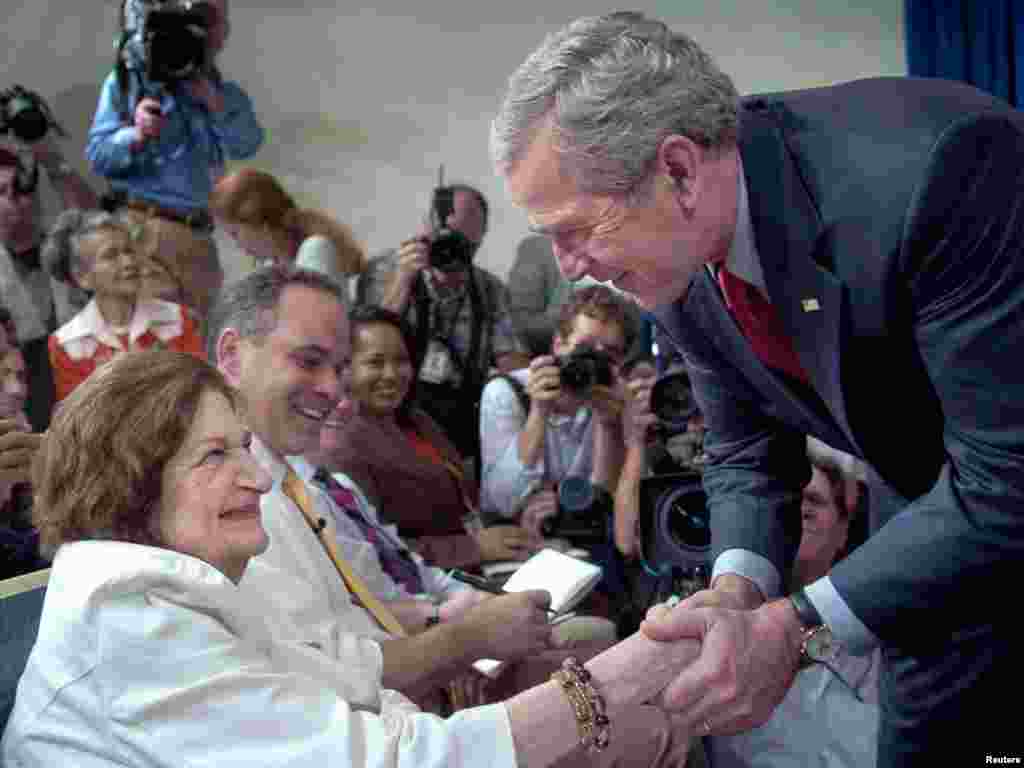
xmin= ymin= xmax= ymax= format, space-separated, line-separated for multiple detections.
xmin=905 ymin=0 xmax=1024 ymax=107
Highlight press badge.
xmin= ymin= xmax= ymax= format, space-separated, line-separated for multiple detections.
xmin=420 ymin=339 xmax=455 ymax=384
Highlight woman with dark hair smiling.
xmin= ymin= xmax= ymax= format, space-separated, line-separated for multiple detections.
xmin=3 ymin=348 xmax=697 ymax=767
xmin=315 ymin=304 xmax=535 ymax=568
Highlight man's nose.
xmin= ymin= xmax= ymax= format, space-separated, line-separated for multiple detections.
xmin=314 ymin=364 xmax=341 ymax=402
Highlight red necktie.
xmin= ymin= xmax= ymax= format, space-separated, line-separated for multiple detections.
xmin=716 ymin=265 xmax=809 ymax=385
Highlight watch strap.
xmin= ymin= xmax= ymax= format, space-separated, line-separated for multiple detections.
xmin=788 ymin=588 xmax=823 ymax=631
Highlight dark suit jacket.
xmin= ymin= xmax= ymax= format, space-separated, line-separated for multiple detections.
xmin=653 ymin=77 xmax=1024 ymax=755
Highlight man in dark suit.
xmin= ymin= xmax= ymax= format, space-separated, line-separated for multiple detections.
xmin=492 ymin=11 xmax=1024 ymax=766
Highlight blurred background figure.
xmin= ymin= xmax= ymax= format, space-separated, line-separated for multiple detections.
xmin=210 ymin=167 xmax=366 ymax=284
xmin=507 ymin=234 xmax=572 ymax=357
xmin=43 ymin=209 xmax=204 ymax=404
xmin=0 ymin=305 xmax=46 ymax=578
xmin=86 ymin=0 xmax=263 ymax=319
xmin=1 ymin=127 xmax=99 ymax=430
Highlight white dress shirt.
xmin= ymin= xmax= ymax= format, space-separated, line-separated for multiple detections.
xmin=2 ymin=540 xmax=515 ymax=767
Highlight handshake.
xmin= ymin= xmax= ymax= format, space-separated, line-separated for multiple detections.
xmin=635 ymin=574 xmax=805 ymax=738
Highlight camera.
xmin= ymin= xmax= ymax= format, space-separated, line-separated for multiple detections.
xmin=142 ymin=1 xmax=215 ymax=83
xmin=558 ymin=343 xmax=615 ymax=397
xmin=428 ymin=186 xmax=475 ymax=272
xmin=0 ymin=86 xmax=64 ymax=144
xmin=540 ymin=476 xmax=612 ymax=544
xmin=638 ymin=473 xmax=710 ymax=600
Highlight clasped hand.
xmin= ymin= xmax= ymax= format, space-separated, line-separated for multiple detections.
xmin=639 ymin=585 xmax=802 ymax=736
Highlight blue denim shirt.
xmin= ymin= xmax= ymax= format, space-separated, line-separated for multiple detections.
xmin=86 ymin=70 xmax=263 ymax=213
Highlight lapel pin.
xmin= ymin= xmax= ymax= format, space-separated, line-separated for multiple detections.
xmin=801 ymin=298 xmax=821 ymax=312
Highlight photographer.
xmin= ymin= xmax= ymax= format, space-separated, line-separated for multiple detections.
xmin=479 ymin=285 xmax=635 ymax=544
xmin=86 ymin=0 xmax=263 ymax=317
xmin=1 ymin=132 xmax=99 ymax=430
xmin=357 ymin=183 xmax=528 ymax=462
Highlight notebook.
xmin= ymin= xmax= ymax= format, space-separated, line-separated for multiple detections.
xmin=472 ymin=548 xmax=603 ymax=677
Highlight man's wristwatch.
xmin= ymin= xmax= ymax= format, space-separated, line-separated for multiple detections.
xmin=788 ymin=588 xmax=835 ymax=668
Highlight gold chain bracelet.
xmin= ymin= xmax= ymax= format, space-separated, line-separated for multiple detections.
xmin=551 ymin=656 xmax=610 ymax=752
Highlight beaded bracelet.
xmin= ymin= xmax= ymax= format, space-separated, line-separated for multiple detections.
xmin=551 ymin=656 xmax=610 ymax=752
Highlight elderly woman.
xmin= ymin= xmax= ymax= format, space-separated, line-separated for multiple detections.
xmin=2 ymin=349 xmax=696 ymax=767
xmin=43 ymin=209 xmax=204 ymax=402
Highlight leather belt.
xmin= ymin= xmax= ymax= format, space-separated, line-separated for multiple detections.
xmin=122 ymin=198 xmax=214 ymax=233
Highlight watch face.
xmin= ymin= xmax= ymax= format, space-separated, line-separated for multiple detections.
xmin=805 ymin=626 xmax=836 ymax=663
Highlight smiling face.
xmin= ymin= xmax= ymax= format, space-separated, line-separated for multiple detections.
xmin=505 ymin=121 xmax=739 ymax=310
xmin=76 ymin=227 xmax=140 ymax=300
xmin=151 ymin=388 xmax=272 ymax=583
xmin=348 ymin=321 xmax=414 ymax=420
xmin=227 ymin=284 xmax=350 ymax=460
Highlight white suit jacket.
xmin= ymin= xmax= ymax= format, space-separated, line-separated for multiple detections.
xmin=1 ymin=540 xmax=515 ymax=767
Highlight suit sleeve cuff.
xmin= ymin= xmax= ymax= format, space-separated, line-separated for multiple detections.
xmin=711 ymin=549 xmax=782 ymax=600
xmin=804 ymin=576 xmax=879 ymax=655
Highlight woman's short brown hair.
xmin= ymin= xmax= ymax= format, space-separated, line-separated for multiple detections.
xmin=33 ymin=350 xmax=238 ymax=557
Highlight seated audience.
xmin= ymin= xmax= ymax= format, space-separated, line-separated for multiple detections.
xmin=204 ymin=267 xmax=695 ymax=758
xmin=86 ymin=0 xmax=263 ymax=317
xmin=357 ymin=183 xmax=529 ymax=462
xmin=210 ymin=167 xmax=366 ymax=279
xmin=312 ymin=305 xmax=534 ymax=569
xmin=1 ymin=143 xmax=97 ymax=430
xmin=43 ymin=209 xmax=204 ymax=403
xmin=709 ymin=441 xmax=879 ymax=768
xmin=0 ymin=306 xmax=46 ymax=578
xmin=3 ymin=353 xmax=699 ymax=765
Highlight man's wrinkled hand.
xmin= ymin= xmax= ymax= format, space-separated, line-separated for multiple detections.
xmin=462 ymin=589 xmax=553 ymax=660
xmin=640 ymin=598 xmax=801 ymax=736
xmin=475 ymin=524 xmax=535 ymax=562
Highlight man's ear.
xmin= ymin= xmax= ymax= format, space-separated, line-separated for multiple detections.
xmin=216 ymin=328 xmax=245 ymax=387
xmin=655 ymin=134 xmax=704 ymax=211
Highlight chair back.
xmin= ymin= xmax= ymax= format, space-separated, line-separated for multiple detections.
xmin=0 ymin=569 xmax=49 ymax=733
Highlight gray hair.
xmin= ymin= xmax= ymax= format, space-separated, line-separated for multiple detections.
xmin=490 ymin=11 xmax=740 ymax=197
xmin=41 ymin=209 xmax=133 ymax=285
xmin=205 ymin=264 xmax=348 ymax=361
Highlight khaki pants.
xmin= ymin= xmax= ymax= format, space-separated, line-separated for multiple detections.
xmin=121 ymin=209 xmax=223 ymax=320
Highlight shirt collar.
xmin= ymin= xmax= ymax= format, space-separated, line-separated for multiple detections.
xmin=720 ymin=167 xmax=767 ymax=293
xmin=54 ymin=298 xmax=182 ymax=348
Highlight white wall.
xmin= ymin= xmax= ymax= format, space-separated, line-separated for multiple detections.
xmin=2 ymin=1 xmax=905 ymax=283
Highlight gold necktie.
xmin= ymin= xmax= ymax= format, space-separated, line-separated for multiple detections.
xmin=281 ymin=467 xmax=408 ymax=638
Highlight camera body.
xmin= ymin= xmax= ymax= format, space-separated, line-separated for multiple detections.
xmin=427 ymin=186 xmax=475 ymax=272
xmin=540 ymin=476 xmax=612 ymax=544
xmin=0 ymin=86 xmax=60 ymax=144
xmin=142 ymin=1 xmax=215 ymax=84
xmin=557 ymin=343 xmax=615 ymax=397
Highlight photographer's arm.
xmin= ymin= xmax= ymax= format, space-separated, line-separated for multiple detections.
xmin=613 ymin=440 xmax=645 ymax=558
xmin=85 ymin=73 xmax=149 ymax=178
xmin=206 ymin=80 xmax=263 ymax=160
xmin=589 ymin=386 xmax=625 ymax=493
xmin=378 ymin=240 xmax=427 ymax=314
